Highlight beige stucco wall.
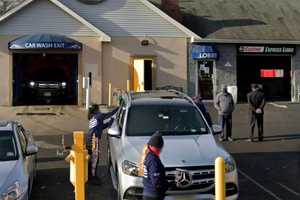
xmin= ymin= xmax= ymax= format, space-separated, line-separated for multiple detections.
xmin=102 ymin=36 xmax=188 ymax=104
xmin=73 ymin=37 xmax=102 ymax=105
xmin=0 ymin=35 xmax=102 ymax=106
xmin=0 ymin=36 xmax=14 ymax=106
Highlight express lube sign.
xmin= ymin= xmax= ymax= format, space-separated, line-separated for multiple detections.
xmin=238 ymin=45 xmax=296 ymax=55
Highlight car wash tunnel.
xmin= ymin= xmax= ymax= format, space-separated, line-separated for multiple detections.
xmin=10 ymin=34 xmax=81 ymax=106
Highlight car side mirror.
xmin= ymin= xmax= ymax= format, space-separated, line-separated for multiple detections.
xmin=212 ymin=124 xmax=222 ymax=135
xmin=25 ymin=144 xmax=38 ymax=156
xmin=108 ymin=126 xmax=121 ymax=138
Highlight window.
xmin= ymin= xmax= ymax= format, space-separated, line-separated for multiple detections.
xmin=17 ymin=126 xmax=27 ymax=154
xmin=126 ymin=105 xmax=207 ymax=136
xmin=261 ymin=69 xmax=284 ymax=78
xmin=0 ymin=131 xmax=18 ymax=161
xmin=118 ymin=107 xmax=126 ymax=129
xmin=116 ymin=101 xmax=126 ymax=130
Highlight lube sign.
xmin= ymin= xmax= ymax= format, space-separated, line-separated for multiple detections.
xmin=25 ymin=42 xmax=65 ymax=49
xmin=238 ymin=45 xmax=296 ymax=55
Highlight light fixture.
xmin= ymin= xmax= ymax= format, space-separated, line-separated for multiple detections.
xmin=29 ymin=81 xmax=35 ymax=87
xmin=141 ymin=39 xmax=150 ymax=46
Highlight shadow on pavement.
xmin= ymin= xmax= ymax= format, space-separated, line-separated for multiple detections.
xmin=31 ymin=168 xmax=74 ymax=200
xmin=234 ymin=152 xmax=300 ymax=200
xmin=233 ymin=133 xmax=300 ymax=142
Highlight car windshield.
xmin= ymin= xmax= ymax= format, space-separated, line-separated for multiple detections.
xmin=34 ymin=68 xmax=67 ymax=81
xmin=0 ymin=131 xmax=18 ymax=161
xmin=126 ymin=104 xmax=208 ymax=136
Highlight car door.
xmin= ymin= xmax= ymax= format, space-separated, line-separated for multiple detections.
xmin=16 ymin=126 xmax=35 ymax=186
xmin=109 ymin=103 xmax=126 ymax=172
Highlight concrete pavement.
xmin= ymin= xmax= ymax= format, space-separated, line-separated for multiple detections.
xmin=207 ymin=102 xmax=300 ymax=200
xmin=0 ymin=103 xmax=299 ymax=200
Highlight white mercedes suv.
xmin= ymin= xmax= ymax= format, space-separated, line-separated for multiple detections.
xmin=107 ymin=90 xmax=239 ymax=200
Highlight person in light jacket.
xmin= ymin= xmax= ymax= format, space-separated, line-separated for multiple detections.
xmin=214 ymin=85 xmax=235 ymax=141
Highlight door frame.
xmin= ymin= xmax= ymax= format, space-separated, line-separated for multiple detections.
xmin=129 ymin=55 xmax=156 ymax=92
xmin=195 ymin=59 xmax=216 ymax=100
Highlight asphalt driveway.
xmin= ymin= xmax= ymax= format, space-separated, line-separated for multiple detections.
xmin=0 ymin=103 xmax=299 ymax=200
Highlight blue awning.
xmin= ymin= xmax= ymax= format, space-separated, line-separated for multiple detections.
xmin=8 ymin=34 xmax=82 ymax=50
xmin=192 ymin=44 xmax=219 ymax=60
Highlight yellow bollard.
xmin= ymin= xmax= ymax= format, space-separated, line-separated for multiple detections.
xmin=66 ymin=131 xmax=89 ymax=200
xmin=108 ymin=83 xmax=112 ymax=107
xmin=215 ymin=157 xmax=226 ymax=200
xmin=127 ymin=80 xmax=130 ymax=91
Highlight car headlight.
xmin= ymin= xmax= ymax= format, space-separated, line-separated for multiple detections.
xmin=61 ymin=82 xmax=67 ymax=88
xmin=122 ymin=160 xmax=139 ymax=177
xmin=29 ymin=81 xmax=35 ymax=87
xmin=1 ymin=182 xmax=26 ymax=200
xmin=225 ymin=157 xmax=236 ymax=173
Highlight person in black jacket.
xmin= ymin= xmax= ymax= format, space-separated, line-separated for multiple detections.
xmin=87 ymin=104 xmax=118 ymax=183
xmin=247 ymin=84 xmax=266 ymax=142
xmin=192 ymin=95 xmax=213 ymax=127
xmin=142 ymin=132 xmax=168 ymax=200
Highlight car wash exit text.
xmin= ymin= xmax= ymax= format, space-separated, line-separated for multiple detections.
xmin=25 ymin=42 xmax=65 ymax=49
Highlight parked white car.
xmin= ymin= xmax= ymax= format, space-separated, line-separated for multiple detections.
xmin=0 ymin=121 xmax=38 ymax=200
xmin=107 ymin=90 xmax=239 ymax=200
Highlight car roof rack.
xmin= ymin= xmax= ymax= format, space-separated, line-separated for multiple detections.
xmin=123 ymin=89 xmax=195 ymax=106
xmin=167 ymin=89 xmax=195 ymax=104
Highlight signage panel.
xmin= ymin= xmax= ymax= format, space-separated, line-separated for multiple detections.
xmin=238 ymin=45 xmax=296 ymax=55
xmin=192 ymin=45 xmax=219 ymax=60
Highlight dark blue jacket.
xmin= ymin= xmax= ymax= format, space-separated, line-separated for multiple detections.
xmin=143 ymin=152 xmax=168 ymax=198
xmin=87 ymin=107 xmax=118 ymax=145
xmin=195 ymin=102 xmax=213 ymax=127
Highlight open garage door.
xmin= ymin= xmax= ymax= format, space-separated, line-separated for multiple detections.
xmin=13 ymin=53 xmax=78 ymax=106
xmin=237 ymin=55 xmax=291 ymax=102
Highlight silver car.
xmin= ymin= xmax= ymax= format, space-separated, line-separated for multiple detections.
xmin=108 ymin=91 xmax=239 ymax=200
xmin=0 ymin=121 xmax=38 ymax=200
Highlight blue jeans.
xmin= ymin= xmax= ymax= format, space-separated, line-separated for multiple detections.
xmin=219 ymin=114 xmax=232 ymax=139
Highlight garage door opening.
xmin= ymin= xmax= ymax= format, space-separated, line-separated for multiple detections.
xmin=237 ymin=55 xmax=291 ymax=102
xmin=13 ymin=53 xmax=78 ymax=106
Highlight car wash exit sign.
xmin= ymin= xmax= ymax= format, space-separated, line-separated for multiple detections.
xmin=238 ymin=45 xmax=296 ymax=55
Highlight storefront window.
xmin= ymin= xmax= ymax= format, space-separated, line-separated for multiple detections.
xmin=197 ymin=60 xmax=214 ymax=99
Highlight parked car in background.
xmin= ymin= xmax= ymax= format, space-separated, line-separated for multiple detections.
xmin=107 ymin=90 xmax=239 ymax=200
xmin=0 ymin=121 xmax=38 ymax=200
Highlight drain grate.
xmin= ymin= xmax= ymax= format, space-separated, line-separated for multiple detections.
xmin=16 ymin=112 xmax=57 ymax=116
xmin=33 ymin=107 xmax=51 ymax=111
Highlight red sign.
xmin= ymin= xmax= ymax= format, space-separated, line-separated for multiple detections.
xmin=260 ymin=69 xmax=284 ymax=78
